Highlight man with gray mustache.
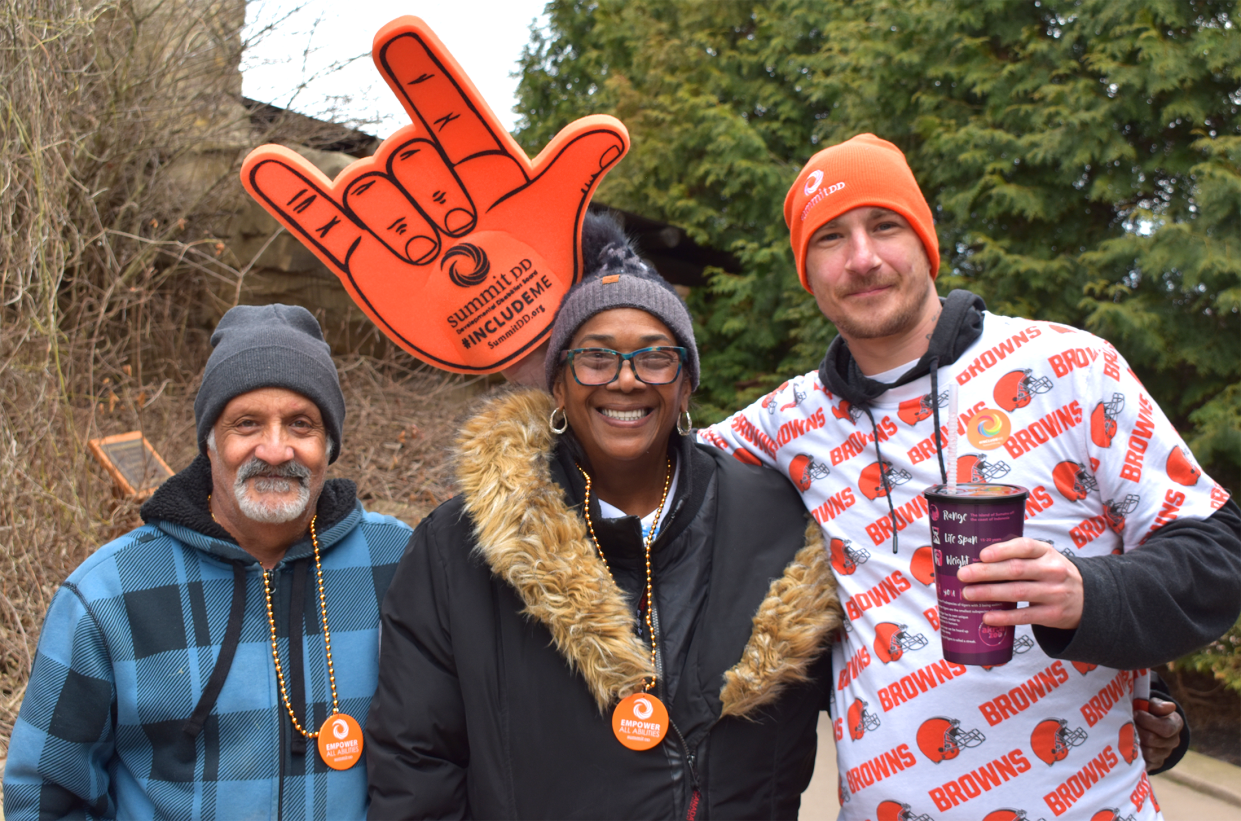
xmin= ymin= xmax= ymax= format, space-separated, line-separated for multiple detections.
xmin=6 ymin=304 xmax=412 ymax=821
xmin=222 ymin=443 xmax=315 ymax=523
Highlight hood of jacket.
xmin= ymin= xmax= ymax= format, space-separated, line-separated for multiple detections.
xmin=453 ymin=388 xmax=839 ymax=718
xmin=816 ymin=289 xmax=986 ymax=552
xmin=140 ymin=452 xmax=361 ymax=564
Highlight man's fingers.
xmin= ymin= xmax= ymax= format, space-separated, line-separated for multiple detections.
xmin=959 ymin=539 xmax=1082 ymax=630
xmin=499 ymin=342 xmax=550 ymax=387
xmin=1144 ymin=698 xmax=1178 ymax=717
xmin=958 ymin=556 xmax=1054 ymax=584
xmin=960 ymin=539 xmax=1067 ymax=584
xmin=386 ymin=137 xmax=476 ymax=237
xmin=965 ymin=581 xmax=1028 ymax=604
xmin=343 ymin=172 xmax=440 ymax=264
xmin=1135 ymin=706 xmax=1183 ymax=739
xmin=980 ymin=606 xmax=1033 ymax=627
xmin=976 ymin=537 xmax=1046 ymax=564
xmin=979 ymin=603 xmax=1075 ymax=628
xmin=243 ymin=153 xmax=364 ymax=271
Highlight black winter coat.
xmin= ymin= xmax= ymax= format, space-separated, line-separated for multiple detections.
xmin=366 ymin=390 xmax=841 ymax=820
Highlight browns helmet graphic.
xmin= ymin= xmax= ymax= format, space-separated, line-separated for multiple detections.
xmin=1089 ymin=393 xmax=1126 ymax=447
xmin=910 ymin=545 xmax=935 ymax=585
xmin=1052 ymin=460 xmax=1097 ymax=502
xmin=762 ymin=380 xmax=789 ymax=415
xmin=1166 ymin=446 xmax=1202 ymax=487
xmin=1104 ymin=494 xmax=1140 ymax=533
xmin=830 ymin=537 xmax=870 ymax=575
xmin=874 ymin=622 xmax=929 ymax=664
xmin=916 ymin=716 xmax=986 ymax=763
xmin=1071 ymin=661 xmax=1097 ymax=676
xmin=876 ymin=800 xmax=933 ymax=821
xmin=859 ymin=459 xmax=912 ymax=500
xmin=847 ymin=698 xmax=880 ymax=740
xmin=993 ymin=369 xmax=1054 ymax=411
xmin=1030 ymin=718 xmax=1088 ymax=765
xmin=1090 ymin=810 xmax=1136 ymax=821
xmin=780 ymin=384 xmax=808 ymax=412
xmin=1013 ymin=634 xmax=1035 ymax=654
xmin=983 ymin=810 xmax=1043 ymax=821
xmin=1118 ymin=721 xmax=1138 ymax=764
xmin=832 ymin=399 xmax=863 ymax=425
xmin=837 ymin=773 xmax=850 ymax=805
xmin=789 ymin=452 xmax=830 ymax=492
xmin=898 ymin=390 xmax=948 ymax=426
xmin=957 ymin=453 xmax=1012 ymax=483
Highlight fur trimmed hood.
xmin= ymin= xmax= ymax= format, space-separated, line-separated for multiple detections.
xmin=455 ymin=388 xmax=840 ymax=718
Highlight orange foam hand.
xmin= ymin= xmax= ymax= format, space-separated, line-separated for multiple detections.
xmin=240 ymin=16 xmax=629 ymax=373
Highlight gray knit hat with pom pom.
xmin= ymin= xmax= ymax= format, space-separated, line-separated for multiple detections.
xmin=545 ymin=213 xmax=699 ymax=391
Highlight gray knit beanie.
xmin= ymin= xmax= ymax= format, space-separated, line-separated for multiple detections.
xmin=195 ymin=304 xmax=346 ymax=463
xmin=545 ymin=214 xmax=699 ymax=391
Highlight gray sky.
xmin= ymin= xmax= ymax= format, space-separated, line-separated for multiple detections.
xmin=242 ymin=1 xmax=550 ymax=136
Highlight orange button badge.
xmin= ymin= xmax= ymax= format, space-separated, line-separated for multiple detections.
xmin=317 ymin=713 xmax=364 ymax=770
xmin=239 ymin=16 xmax=630 ymax=374
xmin=612 ymin=692 xmax=669 ymax=751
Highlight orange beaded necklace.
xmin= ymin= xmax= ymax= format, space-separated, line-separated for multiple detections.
xmin=577 ymin=459 xmax=673 ymax=692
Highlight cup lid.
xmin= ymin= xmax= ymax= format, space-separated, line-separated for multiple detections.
xmin=924 ymin=482 xmax=1030 ymax=503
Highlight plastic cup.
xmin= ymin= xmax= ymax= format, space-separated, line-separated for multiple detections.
xmin=923 ymin=483 xmax=1030 ymax=666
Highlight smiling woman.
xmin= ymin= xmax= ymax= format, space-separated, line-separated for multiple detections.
xmin=365 ymin=213 xmax=843 ymax=818
xmin=554 ymin=309 xmax=691 ymax=515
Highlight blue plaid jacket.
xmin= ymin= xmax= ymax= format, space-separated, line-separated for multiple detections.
xmin=4 ymin=456 xmax=412 ymax=820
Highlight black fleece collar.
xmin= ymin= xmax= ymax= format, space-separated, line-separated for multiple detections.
xmin=818 ymin=289 xmax=986 ymax=406
xmin=140 ymin=452 xmax=359 ymax=547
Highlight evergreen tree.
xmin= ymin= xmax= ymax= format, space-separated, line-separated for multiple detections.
xmin=515 ymin=0 xmax=1240 ymax=493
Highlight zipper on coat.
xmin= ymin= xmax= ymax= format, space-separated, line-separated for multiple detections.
xmin=651 ymin=601 xmax=702 ymax=819
xmin=670 ymin=718 xmax=702 ymax=820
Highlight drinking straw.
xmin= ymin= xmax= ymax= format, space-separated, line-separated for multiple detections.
xmin=947 ymin=380 xmax=959 ymax=492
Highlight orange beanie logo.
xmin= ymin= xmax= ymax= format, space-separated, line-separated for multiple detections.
xmin=784 ymin=134 xmax=939 ymax=292
xmin=240 ymin=17 xmax=629 ymax=373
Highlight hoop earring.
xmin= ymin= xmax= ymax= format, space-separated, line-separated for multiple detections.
xmin=677 ymin=409 xmax=693 ymax=436
xmin=549 ymin=406 xmax=569 ymax=435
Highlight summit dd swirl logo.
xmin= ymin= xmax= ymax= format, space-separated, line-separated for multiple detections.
xmin=442 ymin=243 xmax=490 ymax=288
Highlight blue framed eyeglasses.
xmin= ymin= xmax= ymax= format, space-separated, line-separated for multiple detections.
xmin=561 ymin=346 xmax=687 ymax=386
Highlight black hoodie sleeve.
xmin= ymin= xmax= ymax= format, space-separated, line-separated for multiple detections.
xmin=1033 ymin=499 xmax=1241 ymax=669
xmin=366 ymin=505 xmax=471 ymax=820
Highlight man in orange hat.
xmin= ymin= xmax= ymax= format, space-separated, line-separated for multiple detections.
xmin=701 ymin=134 xmax=1241 ymax=820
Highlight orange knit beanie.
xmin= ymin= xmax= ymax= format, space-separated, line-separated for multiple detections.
xmin=783 ymin=133 xmax=939 ymax=292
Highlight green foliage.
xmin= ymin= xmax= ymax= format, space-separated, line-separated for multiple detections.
xmin=1172 ymin=615 xmax=1241 ymax=695
xmin=515 ymin=0 xmax=1240 ymax=493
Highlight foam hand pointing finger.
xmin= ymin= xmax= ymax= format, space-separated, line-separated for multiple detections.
xmin=241 ymin=17 xmax=629 ymax=373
